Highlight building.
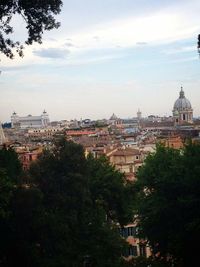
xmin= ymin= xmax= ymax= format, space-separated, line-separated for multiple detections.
xmin=0 ymin=122 xmax=6 ymax=145
xmin=119 ymin=224 xmax=151 ymax=259
xmin=108 ymin=147 xmax=143 ymax=181
xmin=137 ymin=109 xmax=142 ymax=121
xmin=173 ymin=87 xmax=193 ymax=125
xmin=11 ymin=110 xmax=50 ymax=129
xmin=159 ymin=134 xmax=184 ymax=149
xmin=8 ymin=143 xmax=43 ymax=170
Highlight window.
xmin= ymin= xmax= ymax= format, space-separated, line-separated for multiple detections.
xmin=123 ymin=246 xmax=138 ymax=257
xmin=129 ymin=246 xmax=138 ymax=256
xmin=139 ymin=245 xmax=147 ymax=257
xmin=119 ymin=227 xmax=137 ymax=238
xmin=120 ymin=227 xmax=128 ymax=238
xmin=128 ymin=226 xmax=136 ymax=236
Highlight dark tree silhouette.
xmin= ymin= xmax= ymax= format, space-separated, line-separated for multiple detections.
xmin=0 ymin=140 xmax=134 ymax=267
xmin=0 ymin=0 xmax=63 ymax=58
xmin=134 ymin=143 xmax=200 ymax=267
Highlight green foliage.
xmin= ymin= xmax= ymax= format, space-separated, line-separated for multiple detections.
xmin=0 ymin=169 xmax=13 ymax=219
xmin=134 ymin=143 xmax=200 ymax=267
xmin=0 ymin=139 xmax=134 ymax=266
xmin=0 ymin=146 xmax=22 ymax=182
xmin=26 ymin=139 xmax=133 ymax=267
xmin=87 ymin=154 xmax=134 ymax=225
xmin=125 ymin=256 xmax=172 ymax=267
xmin=1 ymin=187 xmax=44 ymax=267
xmin=0 ymin=146 xmax=22 ymax=219
xmin=0 ymin=147 xmax=27 ymax=266
xmin=0 ymin=0 xmax=63 ymax=58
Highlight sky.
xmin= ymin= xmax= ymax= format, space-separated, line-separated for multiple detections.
xmin=0 ymin=0 xmax=200 ymax=122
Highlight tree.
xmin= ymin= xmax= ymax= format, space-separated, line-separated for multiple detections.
xmin=0 ymin=139 xmax=134 ymax=266
xmin=0 ymin=146 xmax=22 ymax=182
xmin=0 ymin=186 xmax=44 ymax=267
xmin=27 ymin=139 xmax=134 ymax=267
xmin=125 ymin=256 xmax=172 ymax=267
xmin=134 ymin=143 xmax=200 ymax=267
xmin=0 ymin=146 xmax=29 ymax=266
xmin=0 ymin=0 xmax=63 ymax=58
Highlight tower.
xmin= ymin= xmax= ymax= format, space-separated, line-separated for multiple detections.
xmin=137 ymin=109 xmax=142 ymax=121
xmin=41 ymin=110 xmax=50 ymax=127
xmin=11 ymin=111 xmax=19 ymax=128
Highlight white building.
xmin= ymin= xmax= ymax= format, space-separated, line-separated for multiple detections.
xmin=137 ymin=109 xmax=142 ymax=121
xmin=11 ymin=110 xmax=50 ymax=129
xmin=173 ymin=87 xmax=193 ymax=125
xmin=0 ymin=123 xmax=6 ymax=145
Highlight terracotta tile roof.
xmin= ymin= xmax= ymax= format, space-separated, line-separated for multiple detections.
xmin=110 ymin=148 xmax=140 ymax=157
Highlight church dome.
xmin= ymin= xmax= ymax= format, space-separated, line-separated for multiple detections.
xmin=109 ymin=113 xmax=118 ymax=120
xmin=173 ymin=87 xmax=192 ymax=111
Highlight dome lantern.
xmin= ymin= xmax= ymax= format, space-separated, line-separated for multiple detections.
xmin=179 ymin=86 xmax=185 ymax=98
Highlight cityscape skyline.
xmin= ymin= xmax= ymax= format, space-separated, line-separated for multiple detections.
xmin=0 ymin=0 xmax=200 ymax=122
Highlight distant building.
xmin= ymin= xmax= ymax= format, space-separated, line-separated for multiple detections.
xmin=147 ymin=115 xmax=161 ymax=123
xmin=0 ymin=122 xmax=6 ymax=145
xmin=119 ymin=223 xmax=151 ymax=259
xmin=137 ymin=109 xmax=142 ymax=121
xmin=109 ymin=113 xmax=118 ymax=121
xmin=11 ymin=110 xmax=50 ymax=129
xmin=108 ymin=147 xmax=143 ymax=181
xmin=159 ymin=134 xmax=184 ymax=149
xmin=173 ymin=87 xmax=193 ymax=125
xmin=108 ymin=113 xmax=118 ymax=125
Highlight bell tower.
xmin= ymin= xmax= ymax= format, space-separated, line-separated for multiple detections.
xmin=41 ymin=110 xmax=50 ymax=127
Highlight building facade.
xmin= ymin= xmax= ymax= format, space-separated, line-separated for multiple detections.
xmin=119 ymin=224 xmax=151 ymax=259
xmin=11 ymin=110 xmax=50 ymax=129
xmin=173 ymin=87 xmax=193 ymax=125
xmin=0 ymin=123 xmax=6 ymax=145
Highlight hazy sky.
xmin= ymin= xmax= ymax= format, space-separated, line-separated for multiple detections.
xmin=0 ymin=0 xmax=200 ymax=122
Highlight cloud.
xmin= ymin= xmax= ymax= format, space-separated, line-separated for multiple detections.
xmin=64 ymin=42 xmax=74 ymax=47
xmin=136 ymin=42 xmax=148 ymax=46
xmin=33 ymin=48 xmax=70 ymax=59
xmin=55 ymin=53 xmax=125 ymax=67
xmin=93 ymin=36 xmax=100 ymax=41
xmin=58 ymin=11 xmax=199 ymax=55
xmin=170 ymin=56 xmax=198 ymax=63
xmin=1 ymin=64 xmax=33 ymax=72
xmin=163 ymin=45 xmax=196 ymax=55
xmin=1 ymin=0 xmax=200 ymax=68
xmin=45 ymin=37 xmax=57 ymax=42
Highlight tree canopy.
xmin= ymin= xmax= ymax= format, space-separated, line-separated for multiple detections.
xmin=134 ymin=143 xmax=200 ymax=267
xmin=0 ymin=0 xmax=63 ymax=58
xmin=28 ymin=139 xmax=134 ymax=267
xmin=0 ymin=139 xmax=135 ymax=267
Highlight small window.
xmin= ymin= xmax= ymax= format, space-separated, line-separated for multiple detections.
xmin=120 ymin=227 xmax=137 ymax=238
xmin=129 ymin=246 xmax=138 ymax=256
xmin=139 ymin=245 xmax=146 ymax=257
xmin=128 ymin=227 xmax=136 ymax=236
